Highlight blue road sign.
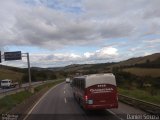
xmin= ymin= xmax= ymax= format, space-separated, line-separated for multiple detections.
xmin=4 ymin=51 xmax=22 ymax=61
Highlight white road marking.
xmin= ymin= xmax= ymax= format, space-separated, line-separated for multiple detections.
xmin=64 ymin=91 xmax=65 ymax=94
xmin=23 ymin=82 xmax=64 ymax=120
xmin=107 ymin=110 xmax=124 ymax=120
xmin=64 ymin=98 xmax=67 ymax=103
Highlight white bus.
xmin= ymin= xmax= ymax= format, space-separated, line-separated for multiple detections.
xmin=72 ymin=73 xmax=118 ymax=110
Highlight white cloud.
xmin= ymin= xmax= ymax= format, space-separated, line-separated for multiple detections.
xmin=1 ymin=47 xmax=118 ymax=67
xmin=1 ymin=0 xmax=160 ymax=49
xmin=0 ymin=0 xmax=160 ymax=67
xmin=84 ymin=52 xmax=94 ymax=58
xmin=31 ymin=47 xmax=119 ymax=67
xmin=84 ymin=47 xmax=118 ymax=59
xmin=96 ymin=47 xmax=118 ymax=56
xmin=143 ymin=39 xmax=160 ymax=43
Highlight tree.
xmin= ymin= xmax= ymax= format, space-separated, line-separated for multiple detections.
xmin=50 ymin=73 xmax=57 ymax=80
xmin=146 ymin=59 xmax=150 ymax=64
xmin=22 ymin=73 xmax=37 ymax=83
xmin=36 ymin=71 xmax=47 ymax=80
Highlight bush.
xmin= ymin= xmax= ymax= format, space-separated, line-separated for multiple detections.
xmin=21 ymin=73 xmax=37 ymax=83
xmin=50 ymin=74 xmax=57 ymax=80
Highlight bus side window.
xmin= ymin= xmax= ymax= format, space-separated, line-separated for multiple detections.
xmin=79 ymin=79 xmax=82 ymax=89
xmin=73 ymin=79 xmax=75 ymax=86
xmin=78 ymin=79 xmax=80 ymax=89
xmin=82 ymin=79 xmax=85 ymax=90
xmin=76 ymin=78 xmax=78 ymax=88
xmin=74 ymin=78 xmax=77 ymax=87
xmin=75 ymin=79 xmax=77 ymax=87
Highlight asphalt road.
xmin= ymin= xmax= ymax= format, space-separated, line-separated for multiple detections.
xmin=25 ymin=83 xmax=147 ymax=120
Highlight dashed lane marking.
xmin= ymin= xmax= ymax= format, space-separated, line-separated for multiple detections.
xmin=107 ymin=110 xmax=124 ymax=120
xmin=64 ymin=98 xmax=67 ymax=103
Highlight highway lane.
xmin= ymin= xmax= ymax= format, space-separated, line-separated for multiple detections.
xmin=26 ymin=83 xmax=119 ymax=120
xmin=109 ymin=102 xmax=146 ymax=120
xmin=25 ymin=83 xmax=147 ymax=120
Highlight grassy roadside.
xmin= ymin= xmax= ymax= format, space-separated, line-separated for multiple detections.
xmin=123 ymin=68 xmax=160 ymax=78
xmin=0 ymin=68 xmax=24 ymax=82
xmin=34 ymin=79 xmax=64 ymax=92
xmin=0 ymin=79 xmax=64 ymax=113
xmin=118 ymin=88 xmax=160 ymax=105
xmin=0 ymin=91 xmax=33 ymax=113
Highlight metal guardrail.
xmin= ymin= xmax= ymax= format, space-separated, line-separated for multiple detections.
xmin=119 ymin=94 xmax=160 ymax=114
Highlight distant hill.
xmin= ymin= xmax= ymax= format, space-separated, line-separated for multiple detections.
xmin=109 ymin=53 xmax=160 ymax=78
xmin=123 ymin=68 xmax=160 ymax=78
xmin=110 ymin=53 xmax=160 ymax=68
xmin=48 ymin=63 xmax=116 ymax=73
xmin=0 ymin=65 xmax=24 ymax=73
xmin=0 ymin=65 xmax=24 ymax=82
xmin=0 ymin=53 xmax=160 ymax=80
xmin=37 ymin=53 xmax=160 ymax=75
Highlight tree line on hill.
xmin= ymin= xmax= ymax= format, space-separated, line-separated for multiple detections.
xmin=119 ymin=58 xmax=160 ymax=69
xmin=1 ymin=56 xmax=160 ymax=94
xmin=112 ymin=67 xmax=160 ymax=96
xmin=21 ymin=69 xmax=69 ymax=83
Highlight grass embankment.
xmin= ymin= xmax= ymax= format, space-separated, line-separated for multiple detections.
xmin=34 ymin=79 xmax=64 ymax=92
xmin=123 ymin=68 xmax=160 ymax=78
xmin=0 ymin=91 xmax=33 ymax=113
xmin=118 ymin=88 xmax=160 ymax=105
xmin=0 ymin=68 xmax=24 ymax=81
xmin=0 ymin=79 xmax=64 ymax=113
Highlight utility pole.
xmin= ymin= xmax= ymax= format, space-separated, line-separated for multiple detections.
xmin=26 ymin=53 xmax=34 ymax=93
xmin=0 ymin=51 xmax=1 ymax=63
xmin=27 ymin=53 xmax=31 ymax=88
xmin=2 ymin=51 xmax=34 ymax=93
xmin=22 ymin=52 xmax=33 ymax=93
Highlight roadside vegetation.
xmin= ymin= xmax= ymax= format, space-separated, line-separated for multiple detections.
xmin=0 ymin=53 xmax=160 ymax=106
xmin=0 ymin=79 xmax=64 ymax=113
xmin=123 ymin=68 xmax=160 ymax=78
xmin=34 ymin=79 xmax=64 ymax=92
xmin=112 ymin=59 xmax=160 ymax=105
xmin=118 ymin=88 xmax=160 ymax=105
xmin=0 ymin=91 xmax=33 ymax=113
xmin=0 ymin=68 xmax=24 ymax=82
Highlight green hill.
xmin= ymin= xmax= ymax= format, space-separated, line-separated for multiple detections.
xmin=0 ymin=68 xmax=24 ymax=82
xmin=110 ymin=53 xmax=160 ymax=68
xmin=1 ymin=53 xmax=160 ymax=82
xmin=123 ymin=68 xmax=160 ymax=78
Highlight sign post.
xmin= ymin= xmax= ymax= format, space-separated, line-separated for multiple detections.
xmin=0 ymin=51 xmax=1 ymax=63
xmin=3 ymin=51 xmax=34 ymax=93
xmin=27 ymin=53 xmax=32 ymax=90
xmin=22 ymin=53 xmax=34 ymax=93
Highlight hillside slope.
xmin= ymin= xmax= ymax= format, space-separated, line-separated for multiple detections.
xmin=109 ymin=53 xmax=160 ymax=68
xmin=0 ymin=65 xmax=24 ymax=82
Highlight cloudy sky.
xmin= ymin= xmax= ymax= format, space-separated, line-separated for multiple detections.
xmin=0 ymin=0 xmax=160 ymax=68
